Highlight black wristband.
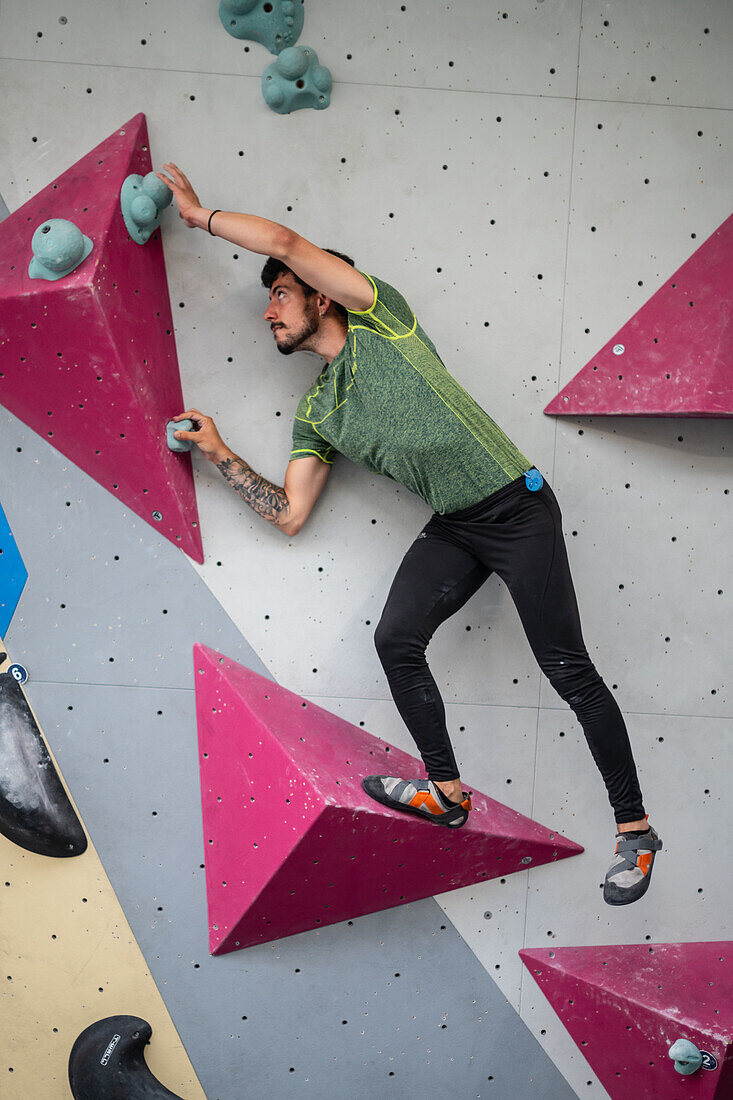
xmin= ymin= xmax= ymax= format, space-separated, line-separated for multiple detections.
xmin=207 ymin=209 xmax=221 ymax=236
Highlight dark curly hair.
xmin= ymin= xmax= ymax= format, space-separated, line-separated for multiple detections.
xmin=260 ymin=249 xmax=355 ymax=320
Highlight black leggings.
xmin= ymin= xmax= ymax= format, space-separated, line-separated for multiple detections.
xmin=374 ymin=477 xmax=645 ymax=824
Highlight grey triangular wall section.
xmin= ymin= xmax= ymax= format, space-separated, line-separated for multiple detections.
xmin=1 ymin=407 xmax=576 ymax=1099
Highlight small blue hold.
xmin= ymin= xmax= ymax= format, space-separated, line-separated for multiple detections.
xmin=219 ymin=0 xmax=304 ymax=54
xmin=524 ymin=468 xmax=544 ymax=492
xmin=668 ymin=1039 xmax=703 ymax=1076
xmin=28 ymin=219 xmax=93 ymax=281
xmin=166 ymin=419 xmax=194 ymax=453
xmin=121 ymin=172 xmax=173 ymax=244
xmin=262 ymin=46 xmax=331 ymax=115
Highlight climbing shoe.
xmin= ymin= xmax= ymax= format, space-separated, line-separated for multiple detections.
xmin=362 ymin=775 xmax=471 ymax=828
xmin=603 ymin=822 xmax=662 ymax=906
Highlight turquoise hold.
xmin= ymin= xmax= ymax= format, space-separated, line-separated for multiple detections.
xmin=668 ymin=1039 xmax=703 ymax=1076
xmin=166 ymin=419 xmax=194 ymax=453
xmin=121 ymin=172 xmax=173 ymax=244
xmin=262 ymin=46 xmax=331 ymax=114
xmin=219 ymin=0 xmax=304 ymax=54
xmin=28 ymin=219 xmax=93 ymax=281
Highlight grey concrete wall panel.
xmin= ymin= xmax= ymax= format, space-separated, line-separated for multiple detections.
xmin=1 ymin=416 xmax=578 ymax=1099
xmin=579 ymin=1 xmax=733 ymax=109
xmin=1 ymin=411 xmax=268 ymax=689
xmin=0 ymin=190 xmax=9 ymax=221
xmin=547 ymin=97 xmax=733 ymax=721
xmin=0 ymin=0 xmax=584 ymax=98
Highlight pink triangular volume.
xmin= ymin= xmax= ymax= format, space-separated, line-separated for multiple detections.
xmin=193 ymin=644 xmax=583 ymax=955
xmin=0 ymin=114 xmax=203 ymax=561
xmin=520 ymin=942 xmax=733 ymax=1100
xmin=546 ymin=212 xmax=733 ymax=417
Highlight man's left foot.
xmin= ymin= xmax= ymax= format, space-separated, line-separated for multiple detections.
xmin=603 ymin=824 xmax=662 ymax=906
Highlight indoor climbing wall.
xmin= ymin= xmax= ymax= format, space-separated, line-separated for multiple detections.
xmin=1 ymin=2 xmax=732 ymax=1099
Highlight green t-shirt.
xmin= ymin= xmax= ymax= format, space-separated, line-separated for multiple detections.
xmin=291 ymin=274 xmax=530 ymax=514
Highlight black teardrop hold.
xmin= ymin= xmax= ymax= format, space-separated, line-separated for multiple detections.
xmin=68 ymin=1016 xmax=186 ymax=1099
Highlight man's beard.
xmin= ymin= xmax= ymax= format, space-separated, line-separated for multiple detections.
xmin=274 ymin=300 xmax=319 ymax=355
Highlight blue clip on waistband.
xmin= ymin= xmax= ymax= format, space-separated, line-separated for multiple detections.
xmin=524 ymin=468 xmax=544 ymax=492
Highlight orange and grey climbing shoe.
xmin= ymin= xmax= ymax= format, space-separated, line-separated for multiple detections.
xmin=603 ymin=821 xmax=662 ymax=906
xmin=362 ymin=775 xmax=472 ymax=828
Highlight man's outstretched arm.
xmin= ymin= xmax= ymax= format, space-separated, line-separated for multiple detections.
xmin=174 ymin=411 xmax=330 ymax=537
xmin=156 ymin=162 xmax=374 ymax=312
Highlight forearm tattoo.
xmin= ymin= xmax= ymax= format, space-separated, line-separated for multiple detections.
xmin=217 ymin=456 xmax=290 ymax=526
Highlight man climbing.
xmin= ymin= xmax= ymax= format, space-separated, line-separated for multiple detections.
xmin=158 ymin=162 xmax=661 ymax=906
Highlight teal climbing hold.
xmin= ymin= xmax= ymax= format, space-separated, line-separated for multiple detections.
xmin=668 ymin=1038 xmax=703 ymax=1076
xmin=262 ymin=46 xmax=331 ymax=114
xmin=28 ymin=219 xmax=93 ymax=280
xmin=121 ymin=171 xmax=172 ymax=244
xmin=166 ymin=419 xmax=194 ymax=453
xmin=219 ymin=0 xmax=304 ymax=55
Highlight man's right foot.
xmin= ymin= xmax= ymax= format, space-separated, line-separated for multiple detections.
xmin=603 ymin=823 xmax=662 ymax=906
xmin=362 ymin=775 xmax=472 ymax=828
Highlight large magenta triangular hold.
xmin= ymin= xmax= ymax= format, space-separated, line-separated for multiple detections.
xmin=521 ymin=942 xmax=733 ymax=1100
xmin=193 ymin=644 xmax=583 ymax=955
xmin=0 ymin=114 xmax=203 ymax=561
xmin=546 ymin=212 xmax=733 ymax=417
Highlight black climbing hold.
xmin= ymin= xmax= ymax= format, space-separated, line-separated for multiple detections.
xmin=0 ymin=673 xmax=87 ymax=857
xmin=68 ymin=1016 xmax=185 ymax=1099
